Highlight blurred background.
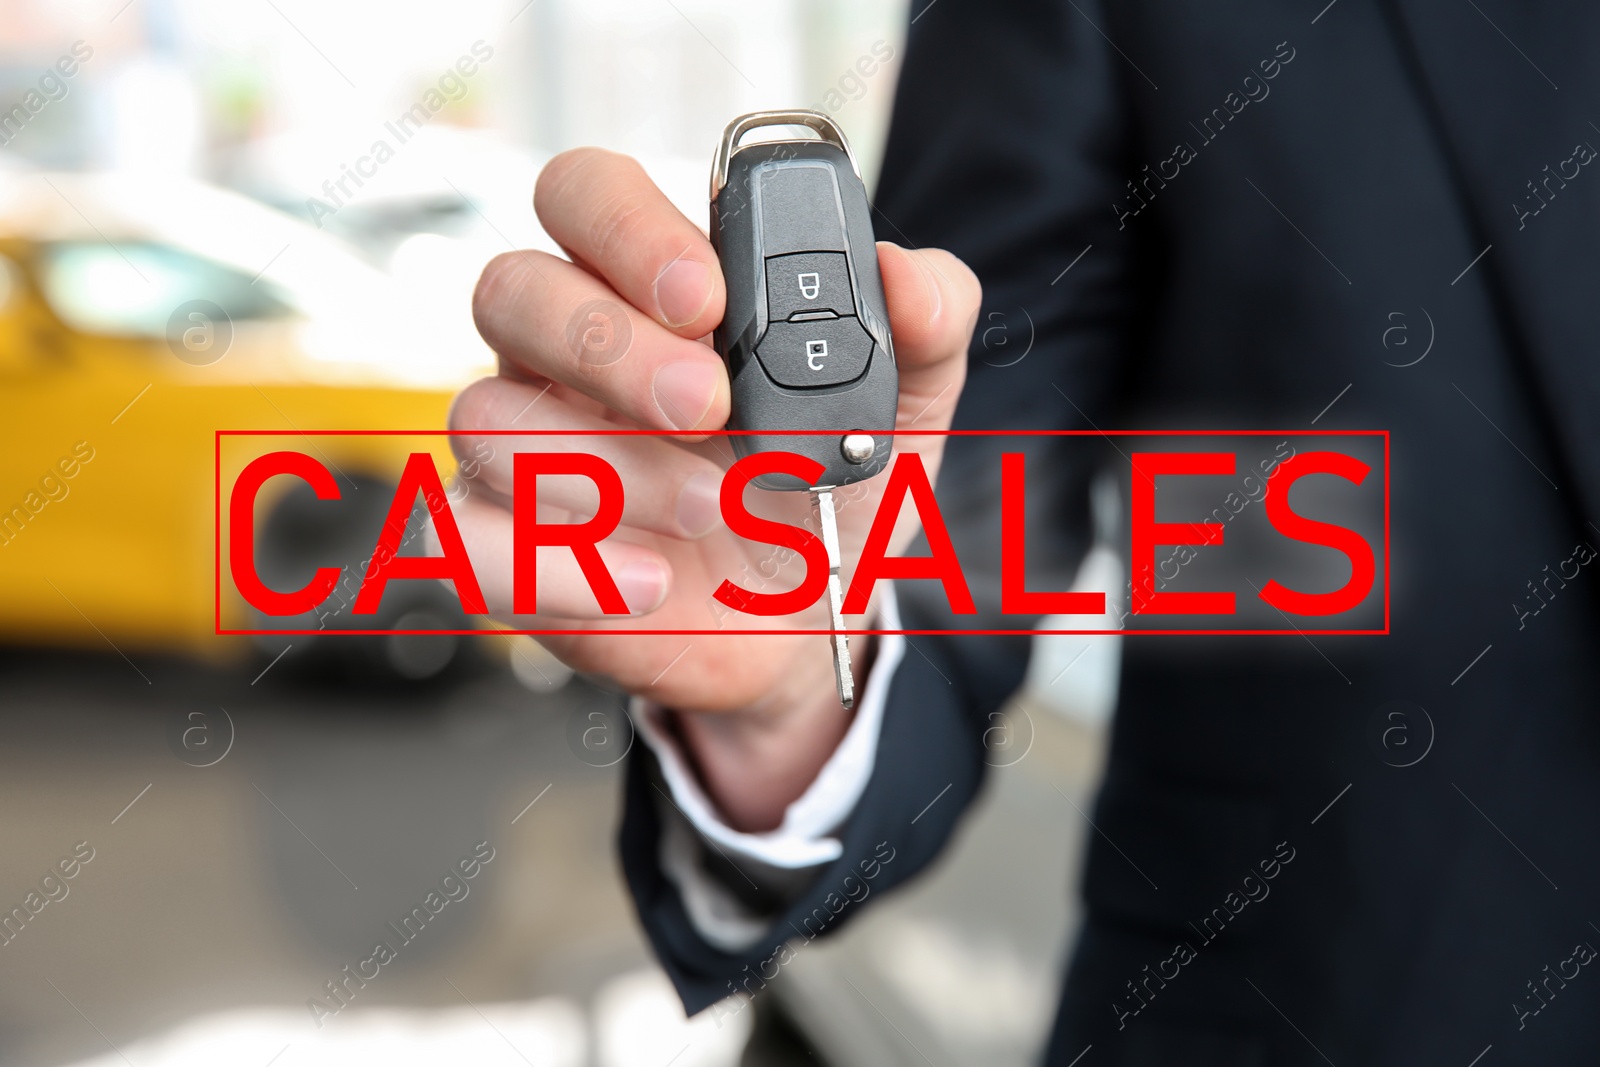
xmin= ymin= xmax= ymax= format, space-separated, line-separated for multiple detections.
xmin=0 ymin=1 xmax=1123 ymax=1063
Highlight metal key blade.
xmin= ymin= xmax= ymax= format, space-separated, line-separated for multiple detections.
xmin=812 ymin=488 xmax=854 ymax=709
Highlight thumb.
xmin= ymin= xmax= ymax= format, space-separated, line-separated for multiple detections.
xmin=877 ymin=241 xmax=981 ymax=429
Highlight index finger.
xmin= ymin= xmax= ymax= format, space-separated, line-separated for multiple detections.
xmin=536 ymin=147 xmax=726 ymax=340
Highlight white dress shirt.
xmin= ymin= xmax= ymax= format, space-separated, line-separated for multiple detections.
xmin=632 ymin=586 xmax=905 ymax=951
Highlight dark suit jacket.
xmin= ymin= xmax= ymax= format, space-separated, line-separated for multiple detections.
xmin=622 ymin=1 xmax=1600 ymax=1063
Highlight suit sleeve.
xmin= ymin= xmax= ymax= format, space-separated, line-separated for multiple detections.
xmin=621 ymin=0 xmax=1142 ymax=1015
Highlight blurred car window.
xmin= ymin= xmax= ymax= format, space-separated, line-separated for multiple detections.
xmin=37 ymin=240 xmax=291 ymax=337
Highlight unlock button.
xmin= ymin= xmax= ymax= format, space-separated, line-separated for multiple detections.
xmin=755 ymin=317 xmax=873 ymax=388
xmin=765 ymin=252 xmax=854 ymax=321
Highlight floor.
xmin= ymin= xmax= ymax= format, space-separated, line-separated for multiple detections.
xmin=0 ymin=639 xmax=1107 ymax=1067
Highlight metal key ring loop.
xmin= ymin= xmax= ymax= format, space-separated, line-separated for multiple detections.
xmin=710 ymin=109 xmax=862 ymax=199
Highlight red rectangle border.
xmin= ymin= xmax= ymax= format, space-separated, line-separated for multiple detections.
xmin=215 ymin=429 xmax=1391 ymax=638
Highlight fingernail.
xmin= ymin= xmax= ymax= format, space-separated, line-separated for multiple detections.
xmin=655 ymin=256 xmax=713 ymax=328
xmin=615 ymin=561 xmax=668 ymax=614
xmin=652 ymin=360 xmax=720 ymax=431
xmin=676 ymin=472 xmax=723 ymax=538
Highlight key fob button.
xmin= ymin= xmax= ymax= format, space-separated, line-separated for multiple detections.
xmin=754 ymin=160 xmax=848 ymax=255
xmin=765 ymin=252 xmax=854 ymax=321
xmin=755 ymin=317 xmax=873 ymax=388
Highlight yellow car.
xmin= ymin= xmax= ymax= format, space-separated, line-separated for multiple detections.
xmin=0 ymin=169 xmax=494 ymax=676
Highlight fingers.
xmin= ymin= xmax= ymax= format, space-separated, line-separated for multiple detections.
xmin=449 ymin=376 xmax=725 ymax=540
xmin=451 ymin=493 xmax=671 ymax=619
xmin=535 ymin=147 xmax=725 ymax=339
xmin=876 ymin=242 xmax=982 ymax=428
xmin=472 ymin=249 xmax=730 ymax=433
xmin=878 ymin=242 xmax=981 ymax=363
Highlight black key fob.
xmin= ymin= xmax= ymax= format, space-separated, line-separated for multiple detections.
xmin=710 ymin=110 xmax=897 ymax=491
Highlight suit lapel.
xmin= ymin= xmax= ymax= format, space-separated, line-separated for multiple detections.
xmin=1384 ymin=0 xmax=1600 ymax=521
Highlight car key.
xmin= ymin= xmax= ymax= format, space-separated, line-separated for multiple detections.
xmin=709 ymin=110 xmax=898 ymax=709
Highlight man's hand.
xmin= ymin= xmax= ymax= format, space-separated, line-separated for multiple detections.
xmin=452 ymin=147 xmax=980 ymax=829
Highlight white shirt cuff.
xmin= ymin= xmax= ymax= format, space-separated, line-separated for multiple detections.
xmin=632 ymin=586 xmax=904 ymax=948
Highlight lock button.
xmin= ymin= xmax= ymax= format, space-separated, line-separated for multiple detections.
xmin=765 ymin=252 xmax=854 ymax=322
xmin=755 ymin=316 xmax=873 ymax=388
